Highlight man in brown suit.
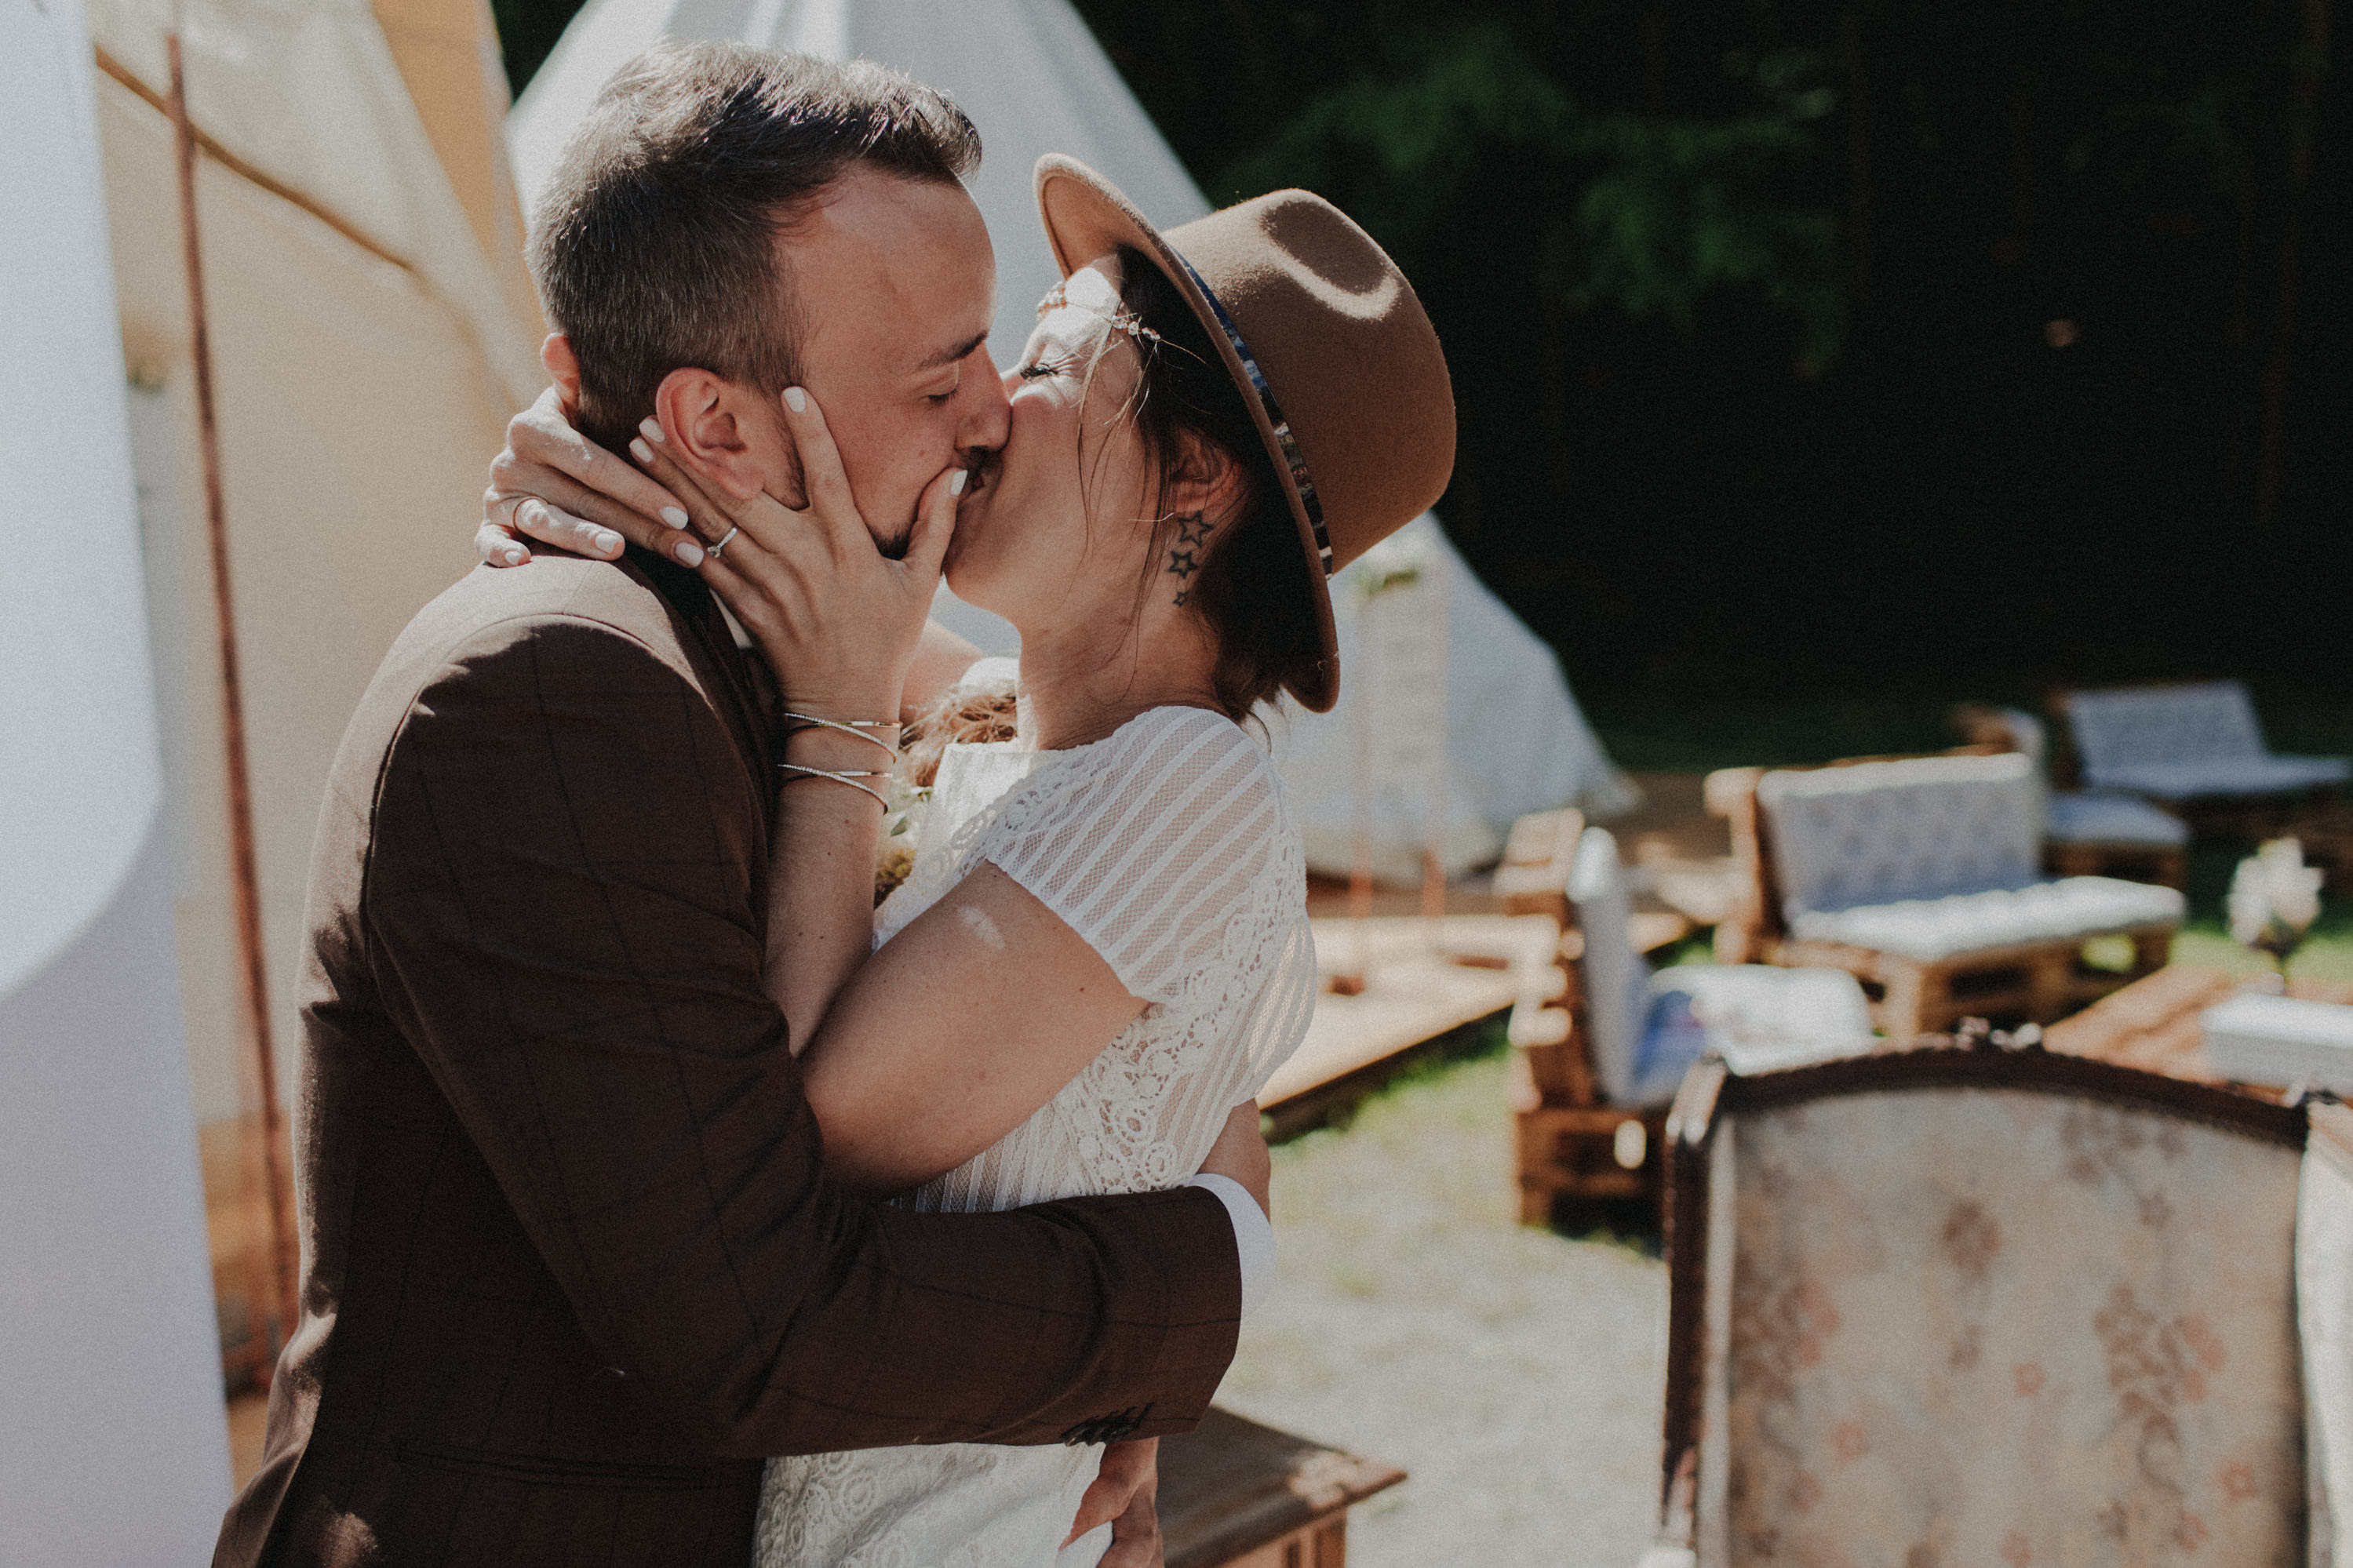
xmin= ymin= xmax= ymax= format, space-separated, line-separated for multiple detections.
xmin=216 ymin=44 xmax=1266 ymax=1567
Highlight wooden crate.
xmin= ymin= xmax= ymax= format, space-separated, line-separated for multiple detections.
xmin=1772 ymin=928 xmax=2173 ymax=1039
xmin=1160 ymin=1407 xmax=1404 ymax=1568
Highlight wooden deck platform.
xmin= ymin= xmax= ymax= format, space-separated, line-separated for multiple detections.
xmin=1261 ymin=915 xmax=1561 ymax=1137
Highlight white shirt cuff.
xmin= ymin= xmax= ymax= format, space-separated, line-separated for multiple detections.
xmin=1184 ymin=1173 xmax=1273 ymax=1316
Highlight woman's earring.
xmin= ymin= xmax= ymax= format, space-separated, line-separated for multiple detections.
xmin=1165 ymin=512 xmax=1209 ymax=606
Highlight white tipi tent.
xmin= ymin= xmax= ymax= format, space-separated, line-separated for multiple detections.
xmin=510 ymin=0 xmax=1636 ymax=878
xmin=2 ymin=0 xmax=234 ymax=1552
xmin=85 ymin=0 xmax=546 ymax=1381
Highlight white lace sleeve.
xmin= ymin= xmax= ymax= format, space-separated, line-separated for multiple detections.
xmin=985 ymin=708 xmax=1282 ymax=1008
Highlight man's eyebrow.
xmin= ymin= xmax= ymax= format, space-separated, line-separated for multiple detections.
xmin=916 ymin=330 xmax=990 ymax=372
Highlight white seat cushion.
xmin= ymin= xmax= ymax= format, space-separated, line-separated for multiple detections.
xmin=2087 ymin=754 xmax=2350 ymax=801
xmin=1646 ymin=965 xmax=1876 ymax=1084
xmin=2203 ymin=993 xmax=2353 ymax=1092
xmin=2044 ymin=790 xmax=2190 ymax=846
xmin=1787 ymin=875 xmax=2184 ymax=960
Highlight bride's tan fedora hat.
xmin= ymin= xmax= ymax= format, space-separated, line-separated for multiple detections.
xmin=1033 ymin=155 xmax=1455 ymax=713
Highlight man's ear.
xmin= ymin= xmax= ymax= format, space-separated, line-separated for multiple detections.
xmin=541 ymin=334 xmax=581 ymax=412
xmin=652 ymin=369 xmax=784 ymax=504
xmin=1162 ymin=429 xmax=1247 ymax=526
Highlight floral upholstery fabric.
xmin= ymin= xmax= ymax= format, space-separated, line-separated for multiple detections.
xmin=1709 ymin=1088 xmax=2306 ymax=1568
xmin=2064 ymin=683 xmax=2349 ymax=802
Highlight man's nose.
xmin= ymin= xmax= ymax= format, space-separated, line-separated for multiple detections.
xmin=957 ymin=350 xmax=1012 ymax=455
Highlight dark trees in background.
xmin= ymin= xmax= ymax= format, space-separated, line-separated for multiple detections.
xmin=492 ymin=0 xmax=2347 ymax=689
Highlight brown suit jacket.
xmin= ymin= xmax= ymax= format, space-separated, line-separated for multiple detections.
xmin=215 ymin=550 xmax=1241 ymax=1566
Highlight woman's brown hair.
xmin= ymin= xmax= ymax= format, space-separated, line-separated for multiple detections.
xmin=1108 ymin=245 xmax=1325 ymax=723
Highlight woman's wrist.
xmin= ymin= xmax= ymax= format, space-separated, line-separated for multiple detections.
xmin=781 ymin=726 xmax=896 ymax=773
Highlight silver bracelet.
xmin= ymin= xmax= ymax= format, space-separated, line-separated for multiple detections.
xmin=781 ymin=711 xmax=900 ymax=759
xmin=778 ymin=762 xmax=891 ymax=809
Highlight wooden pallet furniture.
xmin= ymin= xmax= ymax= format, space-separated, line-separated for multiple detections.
xmin=1262 ymin=913 xmax=1560 ymax=1141
xmin=1706 ymin=751 xmax=2181 ymax=1038
xmin=2056 ymin=679 xmax=2348 ymax=839
xmin=2042 ymin=962 xmax=2353 ymax=1094
xmin=1637 ymin=1046 xmax=2343 ymax=1568
xmin=1951 ymin=703 xmax=2189 ymax=889
xmin=1499 ymin=809 xmax=1669 ymax=1221
xmin=1160 ymin=1406 xmax=1404 ymax=1568
xmin=1498 ymin=810 xmax=1872 ymax=1224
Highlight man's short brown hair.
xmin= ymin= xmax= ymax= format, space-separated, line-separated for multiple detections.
xmin=529 ymin=42 xmax=981 ymax=453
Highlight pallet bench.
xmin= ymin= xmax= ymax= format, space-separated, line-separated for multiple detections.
xmin=1707 ymin=751 xmax=2183 ymax=1039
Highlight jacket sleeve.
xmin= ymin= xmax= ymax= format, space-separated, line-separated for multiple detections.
xmin=362 ymin=611 xmax=1240 ymax=1457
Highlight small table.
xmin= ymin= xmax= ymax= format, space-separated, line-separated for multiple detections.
xmin=1158 ymin=1407 xmax=1405 ymax=1568
xmin=2042 ymin=964 xmax=2353 ymax=1094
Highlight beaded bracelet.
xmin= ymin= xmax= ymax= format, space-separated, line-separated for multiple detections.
xmin=779 ymin=762 xmax=891 ymax=809
xmin=782 ymin=711 xmax=900 ymax=759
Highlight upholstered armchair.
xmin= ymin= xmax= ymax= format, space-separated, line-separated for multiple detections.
xmin=1634 ymin=1046 xmax=2351 ymax=1568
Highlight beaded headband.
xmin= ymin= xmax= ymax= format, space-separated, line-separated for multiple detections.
xmin=1036 ymin=277 xmax=1164 ymax=348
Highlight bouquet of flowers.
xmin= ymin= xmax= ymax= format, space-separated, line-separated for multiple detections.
xmin=2226 ymin=836 xmax=2324 ymax=981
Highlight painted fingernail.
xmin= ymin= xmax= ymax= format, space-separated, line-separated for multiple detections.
xmin=592 ymin=529 xmax=623 ymax=555
xmin=630 ymin=438 xmax=654 ymax=464
xmin=661 ymin=506 xmax=690 ymax=529
xmin=674 ymin=538 xmax=705 ymax=567
xmin=783 ymin=387 xmax=807 ymax=413
xmin=948 ymin=469 xmax=967 ymax=496
xmin=639 ymin=417 xmax=665 ymax=444
xmin=501 ymin=545 xmax=525 ymax=566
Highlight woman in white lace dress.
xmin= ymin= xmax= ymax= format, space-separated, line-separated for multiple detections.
xmin=481 ymin=158 xmax=1453 ymax=1566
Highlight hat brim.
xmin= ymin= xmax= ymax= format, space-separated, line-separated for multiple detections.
xmin=1032 ymin=155 xmax=1342 ymax=713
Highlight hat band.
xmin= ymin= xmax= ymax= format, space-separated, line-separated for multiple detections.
xmin=1168 ymin=253 xmax=1333 ymax=578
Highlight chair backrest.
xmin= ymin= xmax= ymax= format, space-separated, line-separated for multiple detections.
xmin=1757 ymin=752 xmax=2042 ymax=919
xmin=1659 ymin=1052 xmax=2310 ymax=1568
xmin=2066 ymin=681 xmax=2269 ymax=776
xmin=2304 ymin=1103 xmax=2353 ymax=1565
xmin=1566 ymin=825 xmax=1650 ymax=1102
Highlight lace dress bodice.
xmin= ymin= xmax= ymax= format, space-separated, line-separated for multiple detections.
xmin=755 ymin=706 xmax=1314 ymax=1568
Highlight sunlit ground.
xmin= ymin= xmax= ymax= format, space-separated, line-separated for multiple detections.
xmin=1216 ymin=1041 xmax=1667 ymax=1568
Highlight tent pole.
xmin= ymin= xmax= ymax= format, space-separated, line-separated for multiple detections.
xmin=170 ymin=31 xmax=299 ymax=1369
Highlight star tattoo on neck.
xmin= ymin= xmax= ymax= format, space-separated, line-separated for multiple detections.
xmin=1166 ymin=512 xmax=1207 ymax=606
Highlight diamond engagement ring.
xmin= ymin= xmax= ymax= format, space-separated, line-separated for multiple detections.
xmin=706 ymin=525 xmax=741 ymax=559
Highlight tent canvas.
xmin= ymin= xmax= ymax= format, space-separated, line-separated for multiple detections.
xmin=3 ymin=0 xmax=235 ymax=1549
xmin=87 ymin=0 xmax=545 ymax=1376
xmin=512 ymin=0 xmax=1635 ymax=877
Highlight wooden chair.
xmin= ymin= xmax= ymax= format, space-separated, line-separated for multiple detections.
xmin=1951 ymin=704 xmax=2189 ymax=890
xmin=2058 ymin=679 xmax=2348 ymax=838
xmin=1500 ymin=809 xmax=1875 ymax=1224
xmin=1159 ymin=1406 xmax=1404 ymax=1568
xmin=1706 ymin=751 xmax=2181 ymax=1039
xmin=1635 ymin=1046 xmax=2348 ymax=1568
xmin=1498 ymin=809 xmax=1663 ymax=1221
